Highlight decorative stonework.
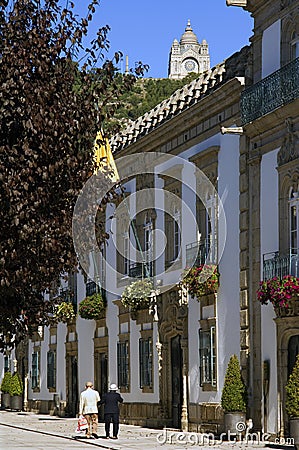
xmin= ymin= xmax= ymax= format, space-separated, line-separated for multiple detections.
xmin=168 ymin=20 xmax=210 ymax=80
xmin=277 ymin=118 xmax=299 ymax=166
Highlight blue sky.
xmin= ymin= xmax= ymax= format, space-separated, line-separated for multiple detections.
xmin=75 ymin=0 xmax=253 ymax=78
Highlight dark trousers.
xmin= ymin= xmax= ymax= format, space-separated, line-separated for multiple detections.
xmin=104 ymin=412 xmax=119 ymax=437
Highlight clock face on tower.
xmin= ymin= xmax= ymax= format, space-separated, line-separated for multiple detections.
xmin=184 ymin=59 xmax=197 ymax=72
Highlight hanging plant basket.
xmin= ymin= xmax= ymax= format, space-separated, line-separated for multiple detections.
xmin=121 ymin=279 xmax=153 ymax=312
xmin=181 ymin=264 xmax=219 ymax=299
xmin=53 ymin=301 xmax=76 ymax=323
xmin=78 ymin=292 xmax=106 ymax=320
xmin=257 ymin=275 xmax=299 ymax=315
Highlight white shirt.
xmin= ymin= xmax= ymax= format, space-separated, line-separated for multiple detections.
xmin=79 ymin=387 xmax=100 ymax=415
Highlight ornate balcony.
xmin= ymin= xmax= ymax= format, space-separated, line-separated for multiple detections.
xmin=241 ymin=57 xmax=299 ymax=125
xmin=129 ymin=262 xmax=153 ymax=278
xmin=263 ymin=251 xmax=299 ymax=280
xmin=186 ymin=239 xmax=217 ymax=268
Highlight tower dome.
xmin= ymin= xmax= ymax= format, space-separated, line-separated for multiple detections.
xmin=180 ymin=20 xmax=199 ymax=45
xmin=168 ymin=20 xmax=210 ymax=79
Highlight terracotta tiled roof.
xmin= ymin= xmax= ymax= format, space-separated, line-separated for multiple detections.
xmin=111 ymin=46 xmax=250 ymax=152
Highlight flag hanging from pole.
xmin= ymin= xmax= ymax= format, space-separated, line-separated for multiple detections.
xmin=94 ymin=131 xmax=120 ymax=183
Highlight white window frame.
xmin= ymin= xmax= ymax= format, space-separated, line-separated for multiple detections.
xmin=289 ymin=191 xmax=299 ymax=255
xmin=123 ymin=233 xmax=129 ymax=276
xmin=199 ymin=326 xmax=216 ymax=387
xmin=173 ymin=210 xmax=181 ymax=261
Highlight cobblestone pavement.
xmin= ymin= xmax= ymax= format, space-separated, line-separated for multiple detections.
xmin=0 ymin=410 xmax=295 ymax=450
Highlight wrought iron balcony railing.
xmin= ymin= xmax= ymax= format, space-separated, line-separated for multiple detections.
xmin=263 ymin=251 xmax=299 ymax=280
xmin=186 ymin=239 xmax=217 ymax=268
xmin=241 ymin=57 xmax=299 ymax=125
xmin=129 ymin=262 xmax=153 ymax=278
xmin=86 ymin=280 xmax=97 ymax=297
xmin=58 ymin=288 xmax=77 ymax=313
xmin=85 ymin=280 xmax=106 ymax=301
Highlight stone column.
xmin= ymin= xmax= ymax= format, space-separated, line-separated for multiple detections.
xmin=248 ymin=151 xmax=262 ymax=431
xmin=23 ymin=374 xmax=29 ymax=412
xmin=181 ymin=337 xmax=189 ymax=431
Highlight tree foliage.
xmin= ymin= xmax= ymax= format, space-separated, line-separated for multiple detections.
xmin=109 ymin=73 xmax=199 ymax=129
xmin=221 ymin=355 xmax=247 ymax=413
xmin=0 ymin=0 xmax=147 ymax=349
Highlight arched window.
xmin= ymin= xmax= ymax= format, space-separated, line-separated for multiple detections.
xmin=291 ymin=31 xmax=299 ymax=60
xmin=289 ymin=188 xmax=299 ymax=276
xmin=288 ymin=335 xmax=299 ymax=377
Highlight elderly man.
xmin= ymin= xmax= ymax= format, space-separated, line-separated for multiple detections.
xmin=98 ymin=383 xmax=123 ymax=439
xmin=79 ymin=381 xmax=100 ymax=439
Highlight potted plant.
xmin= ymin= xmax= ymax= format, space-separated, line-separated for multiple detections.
xmin=121 ymin=278 xmax=153 ymax=313
xmin=257 ymin=275 xmax=299 ymax=316
xmin=78 ymin=292 xmax=106 ymax=320
xmin=9 ymin=372 xmax=23 ymax=411
xmin=221 ymin=355 xmax=247 ymax=435
xmin=1 ymin=371 xmax=12 ymax=409
xmin=285 ymin=353 xmax=299 ymax=449
xmin=53 ymin=301 xmax=76 ymax=323
xmin=182 ymin=264 xmax=219 ymax=299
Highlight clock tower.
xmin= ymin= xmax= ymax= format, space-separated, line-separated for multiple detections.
xmin=168 ymin=20 xmax=210 ymax=79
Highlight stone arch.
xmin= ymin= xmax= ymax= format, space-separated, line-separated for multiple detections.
xmin=278 ymin=158 xmax=299 ymax=252
xmin=281 ymin=14 xmax=299 ymax=65
xmin=157 ymin=290 xmax=188 ymax=426
xmin=275 ymin=318 xmax=299 ymax=437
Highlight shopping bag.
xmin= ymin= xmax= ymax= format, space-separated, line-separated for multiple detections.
xmin=75 ymin=415 xmax=88 ymax=433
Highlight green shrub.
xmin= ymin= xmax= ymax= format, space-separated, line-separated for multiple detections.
xmin=286 ymin=353 xmax=299 ymax=417
xmin=1 ymin=371 xmax=12 ymax=394
xmin=221 ymin=355 xmax=247 ymax=413
xmin=9 ymin=372 xmax=23 ymax=396
xmin=78 ymin=293 xmax=106 ymax=320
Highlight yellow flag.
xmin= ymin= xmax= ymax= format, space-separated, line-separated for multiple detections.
xmin=94 ymin=131 xmax=120 ymax=183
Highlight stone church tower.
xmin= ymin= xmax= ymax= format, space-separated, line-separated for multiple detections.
xmin=168 ymin=20 xmax=210 ymax=79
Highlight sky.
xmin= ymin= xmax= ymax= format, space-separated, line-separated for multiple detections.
xmin=74 ymin=0 xmax=253 ymax=79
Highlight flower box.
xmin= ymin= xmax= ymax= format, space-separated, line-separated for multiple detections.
xmin=257 ymin=275 xmax=299 ymax=316
xmin=121 ymin=279 xmax=153 ymax=312
xmin=53 ymin=301 xmax=76 ymax=323
xmin=78 ymin=293 xmax=106 ymax=320
xmin=181 ymin=264 xmax=219 ymax=299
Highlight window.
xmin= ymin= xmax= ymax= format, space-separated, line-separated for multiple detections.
xmin=291 ymin=32 xmax=299 ymax=60
xmin=165 ymin=211 xmax=181 ymax=267
xmin=199 ymin=326 xmax=216 ymax=387
xmin=47 ymin=351 xmax=56 ymax=390
xmin=4 ymin=355 xmax=10 ymax=373
xmin=86 ymin=279 xmax=97 ymax=297
xmin=117 ymin=341 xmax=129 ymax=388
xmin=174 ymin=215 xmax=180 ymax=260
xmin=144 ymin=216 xmax=153 ymax=277
xmin=206 ymin=195 xmax=218 ymax=264
xmin=123 ymin=234 xmax=129 ymax=276
xmin=139 ymin=338 xmax=153 ymax=388
xmin=31 ymin=351 xmax=40 ymax=390
xmin=289 ymin=191 xmax=299 ymax=276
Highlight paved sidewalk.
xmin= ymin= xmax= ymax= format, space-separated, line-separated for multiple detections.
xmin=0 ymin=410 xmax=295 ymax=450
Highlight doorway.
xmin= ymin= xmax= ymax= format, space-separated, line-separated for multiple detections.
xmin=288 ymin=335 xmax=299 ymax=376
xmin=96 ymin=353 xmax=108 ymax=421
xmin=67 ymin=356 xmax=78 ymax=417
xmin=171 ymin=335 xmax=183 ymax=429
